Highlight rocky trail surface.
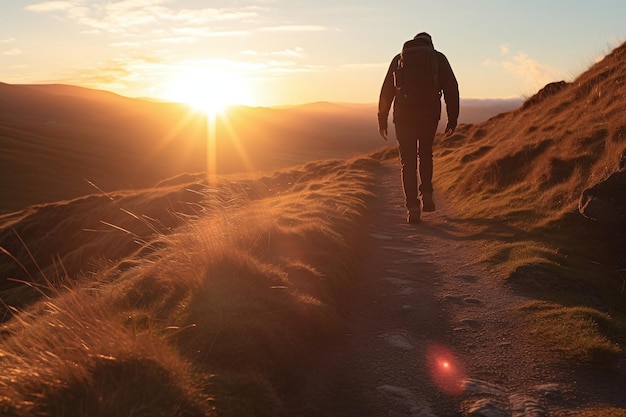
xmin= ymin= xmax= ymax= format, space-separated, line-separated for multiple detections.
xmin=286 ymin=161 xmax=625 ymax=417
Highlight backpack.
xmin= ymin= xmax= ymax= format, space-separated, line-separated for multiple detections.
xmin=393 ymin=44 xmax=440 ymax=108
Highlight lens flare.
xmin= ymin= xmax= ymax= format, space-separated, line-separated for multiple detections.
xmin=426 ymin=343 xmax=466 ymax=396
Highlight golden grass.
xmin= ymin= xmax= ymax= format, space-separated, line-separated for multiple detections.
xmin=519 ymin=301 xmax=622 ymax=364
xmin=571 ymin=408 xmax=626 ymax=417
xmin=0 ymin=156 xmax=378 ymax=416
xmin=432 ymin=42 xmax=626 ymax=365
xmin=1 ymin=42 xmax=625 ymax=416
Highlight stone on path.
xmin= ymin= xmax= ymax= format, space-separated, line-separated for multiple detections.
xmin=376 ymin=385 xmax=438 ymax=417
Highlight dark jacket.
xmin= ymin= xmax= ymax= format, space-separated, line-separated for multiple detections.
xmin=378 ymin=36 xmax=459 ymax=130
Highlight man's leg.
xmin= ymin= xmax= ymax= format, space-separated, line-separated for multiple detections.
xmin=417 ymin=118 xmax=439 ymax=211
xmin=395 ymin=122 xmax=420 ymax=211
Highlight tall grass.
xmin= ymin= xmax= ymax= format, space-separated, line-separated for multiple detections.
xmin=0 ymin=156 xmax=378 ymax=416
xmin=432 ymin=43 xmax=626 ymax=369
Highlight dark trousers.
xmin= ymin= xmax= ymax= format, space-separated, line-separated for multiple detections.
xmin=395 ymin=117 xmax=438 ymax=209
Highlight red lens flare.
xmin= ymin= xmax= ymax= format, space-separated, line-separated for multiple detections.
xmin=426 ymin=343 xmax=466 ymax=396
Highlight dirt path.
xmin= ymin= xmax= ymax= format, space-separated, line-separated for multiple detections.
xmin=286 ymin=161 xmax=621 ymax=417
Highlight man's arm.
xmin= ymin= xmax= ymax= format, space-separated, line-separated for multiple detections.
xmin=378 ymin=55 xmax=399 ymax=141
xmin=439 ymin=53 xmax=459 ymax=137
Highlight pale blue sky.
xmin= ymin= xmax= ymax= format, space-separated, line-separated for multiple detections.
xmin=1 ymin=0 xmax=624 ymax=106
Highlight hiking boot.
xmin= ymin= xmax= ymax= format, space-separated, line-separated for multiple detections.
xmin=407 ymin=207 xmax=421 ymax=224
xmin=421 ymin=193 xmax=436 ymax=212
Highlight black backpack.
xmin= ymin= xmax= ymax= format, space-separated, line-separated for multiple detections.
xmin=393 ymin=43 xmax=440 ymax=108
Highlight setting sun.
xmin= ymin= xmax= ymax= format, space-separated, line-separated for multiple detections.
xmin=163 ymin=67 xmax=253 ymax=115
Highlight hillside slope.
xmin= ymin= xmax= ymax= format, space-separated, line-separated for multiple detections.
xmin=437 ymin=42 xmax=626 ymax=225
xmin=0 ymin=82 xmax=520 ymax=214
xmin=0 ymin=84 xmax=385 ymax=214
xmin=0 ymin=41 xmax=625 ymax=417
xmin=431 ymin=42 xmax=626 ymax=353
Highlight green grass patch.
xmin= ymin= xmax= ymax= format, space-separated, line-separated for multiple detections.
xmin=519 ymin=301 xmax=623 ymax=365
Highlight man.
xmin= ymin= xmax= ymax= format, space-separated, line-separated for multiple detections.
xmin=378 ymin=32 xmax=459 ymax=224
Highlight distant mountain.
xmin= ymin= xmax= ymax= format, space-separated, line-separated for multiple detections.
xmin=0 ymin=82 xmax=208 ymax=213
xmin=0 ymin=82 xmax=519 ymax=213
xmin=455 ymin=97 xmax=522 ymax=123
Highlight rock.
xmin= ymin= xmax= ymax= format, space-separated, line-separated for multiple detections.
xmin=535 ymin=383 xmax=563 ymax=400
xmin=377 ymin=386 xmax=438 ymax=417
xmin=383 ymin=277 xmax=413 ymax=286
xmin=509 ymin=393 xmax=547 ymax=417
xmin=458 ymin=275 xmax=479 ymax=282
xmin=460 ymin=318 xmax=481 ymax=328
xmin=397 ymin=287 xmax=416 ymax=296
xmin=463 ymin=379 xmax=505 ymax=396
xmin=410 ymin=407 xmax=438 ymax=417
xmin=387 ymin=334 xmax=414 ymax=350
xmin=579 ymin=168 xmax=626 ymax=227
xmin=508 ymin=264 xmax=559 ymax=290
xmin=522 ymin=81 xmax=569 ymax=109
xmin=377 ymin=385 xmax=417 ymax=408
xmin=444 ymin=294 xmax=465 ymax=304
xmin=467 ymin=398 xmax=507 ymax=417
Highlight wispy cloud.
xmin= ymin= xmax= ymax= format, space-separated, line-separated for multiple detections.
xmin=258 ymin=25 xmax=330 ymax=33
xmin=1 ymin=38 xmax=17 ymax=43
xmin=170 ymin=27 xmax=251 ymax=39
xmin=2 ymin=48 xmax=22 ymax=56
xmin=241 ymin=47 xmax=306 ymax=58
xmin=25 ymin=1 xmax=78 ymax=12
xmin=484 ymin=46 xmax=567 ymax=93
xmin=339 ymin=62 xmax=387 ymax=70
xmin=25 ymin=1 xmax=263 ymax=38
xmin=502 ymin=53 xmax=565 ymax=88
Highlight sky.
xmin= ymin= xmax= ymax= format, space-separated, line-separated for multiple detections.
xmin=1 ymin=0 xmax=625 ymax=107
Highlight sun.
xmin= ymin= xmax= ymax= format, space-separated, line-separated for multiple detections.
xmin=163 ymin=67 xmax=252 ymax=115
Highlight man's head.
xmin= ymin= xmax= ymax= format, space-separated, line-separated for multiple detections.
xmin=413 ymin=32 xmax=433 ymax=47
xmin=414 ymin=32 xmax=432 ymax=41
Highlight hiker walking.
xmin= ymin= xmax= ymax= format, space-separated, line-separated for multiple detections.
xmin=378 ymin=32 xmax=459 ymax=224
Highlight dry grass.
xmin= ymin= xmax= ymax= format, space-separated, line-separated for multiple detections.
xmin=519 ymin=301 xmax=622 ymax=364
xmin=0 ymin=156 xmax=378 ymax=416
xmin=432 ymin=42 xmax=626 ymax=369
xmin=435 ymin=42 xmax=626 ymax=288
xmin=1 ymin=42 xmax=625 ymax=416
xmin=571 ymin=408 xmax=626 ymax=417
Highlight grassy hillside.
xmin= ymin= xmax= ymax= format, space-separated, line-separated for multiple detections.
xmin=0 ymin=156 xmax=378 ymax=416
xmin=1 ymin=42 xmax=625 ymax=416
xmin=0 ymin=84 xmax=384 ymax=214
xmin=435 ymin=41 xmax=626 ymax=278
xmin=0 ymin=83 xmax=519 ymax=214
xmin=433 ymin=42 xmax=626 ymax=367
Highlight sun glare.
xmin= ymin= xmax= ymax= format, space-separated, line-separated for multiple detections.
xmin=163 ymin=68 xmax=252 ymax=115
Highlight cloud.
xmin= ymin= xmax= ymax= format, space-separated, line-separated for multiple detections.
xmin=500 ymin=43 xmax=510 ymax=55
xmin=25 ymin=1 xmax=78 ymax=12
xmin=170 ymin=27 xmax=251 ymax=39
xmin=502 ymin=52 xmax=564 ymax=87
xmin=241 ymin=47 xmax=305 ymax=58
xmin=1 ymin=38 xmax=16 ymax=44
xmin=484 ymin=48 xmax=567 ymax=93
xmin=3 ymin=49 xmax=22 ymax=56
xmin=51 ymin=53 xmax=167 ymax=93
xmin=25 ymin=1 xmax=262 ymax=38
xmin=339 ymin=62 xmax=387 ymax=70
xmin=258 ymin=25 xmax=330 ymax=33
